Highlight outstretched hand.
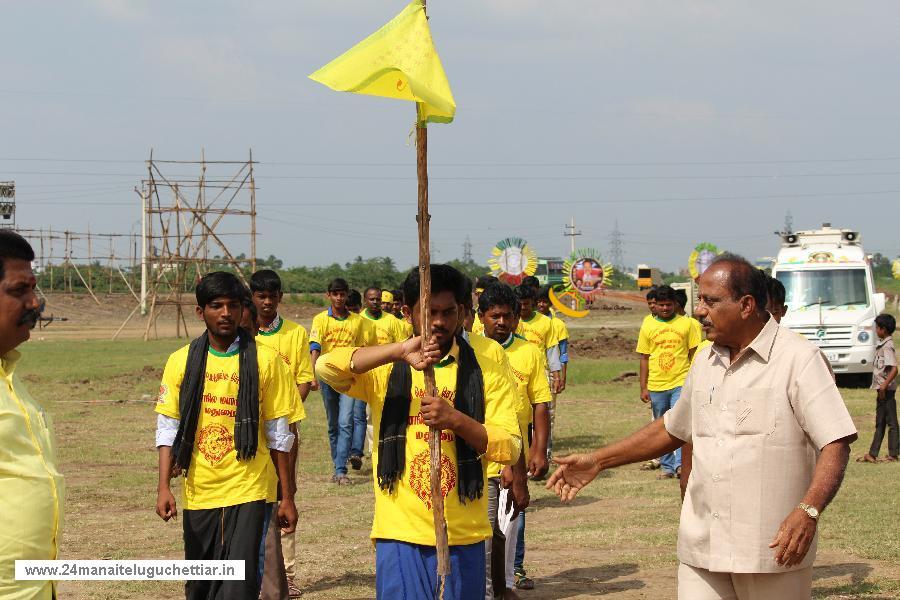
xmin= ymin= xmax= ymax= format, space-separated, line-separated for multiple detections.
xmin=546 ymin=452 xmax=602 ymax=503
xmin=399 ymin=335 xmax=442 ymax=371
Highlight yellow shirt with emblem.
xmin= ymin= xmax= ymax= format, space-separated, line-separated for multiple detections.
xmin=516 ymin=311 xmax=558 ymax=354
xmin=310 ymin=310 xmax=373 ymax=354
xmin=1 ymin=350 xmax=64 ymax=600
xmin=256 ymin=317 xmax=315 ymax=387
xmin=636 ymin=314 xmax=701 ymax=391
xmin=155 ymin=344 xmax=295 ymax=510
xmin=316 ymin=339 xmax=521 ymax=546
xmin=487 ymin=335 xmax=552 ymax=479
xmin=361 ymin=309 xmax=406 ymax=345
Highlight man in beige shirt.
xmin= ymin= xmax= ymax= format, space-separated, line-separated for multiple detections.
xmin=547 ymin=254 xmax=857 ymax=599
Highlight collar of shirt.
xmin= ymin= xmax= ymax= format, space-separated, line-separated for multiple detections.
xmin=500 ymin=333 xmax=515 ymax=349
xmin=709 ymin=316 xmax=778 ymax=368
xmin=258 ymin=314 xmax=282 ymax=334
xmin=876 ymin=336 xmax=892 ymax=349
xmin=435 ymin=339 xmax=460 ymax=368
xmin=327 ymin=307 xmax=349 ymax=320
xmin=363 ymin=308 xmax=382 ymax=320
xmin=1 ymin=349 xmax=21 ymax=377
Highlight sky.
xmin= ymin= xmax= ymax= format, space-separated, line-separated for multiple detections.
xmin=3 ymin=1 xmax=900 ymax=273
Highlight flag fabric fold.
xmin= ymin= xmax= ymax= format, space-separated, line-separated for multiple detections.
xmin=309 ymin=0 xmax=456 ymax=125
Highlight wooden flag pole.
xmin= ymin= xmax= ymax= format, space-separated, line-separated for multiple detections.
xmin=416 ymin=116 xmax=451 ymax=587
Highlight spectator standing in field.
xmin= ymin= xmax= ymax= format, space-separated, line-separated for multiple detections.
xmin=0 ymin=231 xmax=64 ymax=600
xmin=636 ymin=285 xmax=700 ymax=479
xmin=155 ymin=272 xmax=298 ymax=600
xmin=645 ymin=287 xmax=659 ymax=318
xmin=549 ymin=254 xmax=857 ymax=599
xmin=309 ymin=278 xmax=373 ymax=484
xmin=315 ymin=265 xmax=521 ymax=599
xmin=250 ymin=270 xmax=313 ymax=599
xmin=472 ymin=275 xmax=499 ymax=337
xmin=514 ymin=284 xmax=562 ymax=393
xmin=479 ymin=283 xmax=552 ymax=599
xmin=537 ymin=285 xmax=569 ymax=457
xmin=858 ymin=314 xmax=898 ymax=463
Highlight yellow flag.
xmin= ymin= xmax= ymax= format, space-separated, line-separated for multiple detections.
xmin=309 ymin=0 xmax=456 ymax=125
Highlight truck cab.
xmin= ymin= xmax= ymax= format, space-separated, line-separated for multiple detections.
xmin=771 ymin=224 xmax=886 ymax=376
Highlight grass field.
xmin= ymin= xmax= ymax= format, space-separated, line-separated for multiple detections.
xmin=16 ymin=331 xmax=900 ymax=599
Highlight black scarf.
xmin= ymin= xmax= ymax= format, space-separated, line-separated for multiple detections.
xmin=171 ymin=328 xmax=260 ymax=471
xmin=377 ymin=334 xmax=485 ymax=503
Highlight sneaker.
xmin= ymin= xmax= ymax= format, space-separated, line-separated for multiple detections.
xmin=514 ymin=569 xmax=534 ymax=590
xmin=287 ymin=577 xmax=303 ymax=598
xmin=349 ymin=455 xmax=363 ymax=471
xmin=337 ymin=475 xmax=352 ymax=486
xmin=640 ymin=459 xmax=661 ymax=471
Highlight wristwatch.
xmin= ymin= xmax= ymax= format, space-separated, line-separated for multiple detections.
xmin=797 ymin=503 xmax=819 ymax=520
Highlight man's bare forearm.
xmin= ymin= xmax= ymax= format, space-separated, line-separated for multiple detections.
xmin=532 ymin=402 xmax=550 ymax=458
xmin=449 ymin=410 xmax=488 ymax=455
xmin=348 ymin=342 xmax=405 ymax=373
xmin=639 ymin=355 xmax=649 ymax=391
xmin=802 ymin=437 xmax=855 ymax=513
xmin=157 ymin=445 xmax=174 ymax=491
xmin=591 ymin=419 xmax=683 ymax=471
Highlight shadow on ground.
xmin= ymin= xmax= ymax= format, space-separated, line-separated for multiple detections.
xmin=528 ymin=494 xmax=604 ymax=511
xmin=526 ymin=564 xmax=645 ymax=599
xmin=303 ymin=571 xmax=376 ymax=595
xmin=812 ymin=562 xmax=890 ymax=599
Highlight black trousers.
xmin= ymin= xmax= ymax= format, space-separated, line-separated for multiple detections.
xmin=183 ymin=499 xmax=267 ymax=600
xmin=869 ymin=390 xmax=899 ymax=458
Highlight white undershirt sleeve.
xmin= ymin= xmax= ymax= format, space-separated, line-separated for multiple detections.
xmin=155 ymin=414 xmax=179 ymax=447
xmin=265 ymin=417 xmax=295 ymax=452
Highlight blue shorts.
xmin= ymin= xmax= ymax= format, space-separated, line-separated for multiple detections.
xmin=375 ymin=539 xmax=486 ymax=600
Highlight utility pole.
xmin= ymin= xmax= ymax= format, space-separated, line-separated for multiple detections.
xmin=564 ymin=217 xmax=582 ymax=255
xmin=462 ymin=235 xmax=473 ymax=263
xmin=609 ymin=220 xmax=624 ymax=270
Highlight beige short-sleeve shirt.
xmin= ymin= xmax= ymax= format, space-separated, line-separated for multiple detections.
xmin=664 ymin=317 xmax=857 ymax=573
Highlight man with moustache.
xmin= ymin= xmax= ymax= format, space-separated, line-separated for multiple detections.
xmin=0 ymin=231 xmax=65 ymax=600
xmin=548 ymin=254 xmax=857 ymax=599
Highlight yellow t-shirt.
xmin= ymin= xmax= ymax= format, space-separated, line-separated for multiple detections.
xmin=551 ymin=315 xmax=569 ymax=343
xmin=316 ymin=340 xmax=521 ymax=547
xmin=472 ymin=313 xmax=485 ymax=336
xmin=399 ymin=318 xmax=414 ymax=339
xmin=516 ymin=311 xmax=557 ymax=353
xmin=155 ymin=343 xmax=295 ymax=510
xmin=635 ymin=314 xmax=701 ymax=391
xmin=487 ymin=334 xmax=552 ymax=479
xmin=361 ymin=309 xmax=406 ymax=345
xmin=309 ymin=309 xmax=373 ymax=354
xmin=256 ymin=316 xmax=315 ymax=388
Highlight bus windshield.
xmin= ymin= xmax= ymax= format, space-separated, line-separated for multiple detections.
xmin=775 ymin=269 xmax=869 ymax=311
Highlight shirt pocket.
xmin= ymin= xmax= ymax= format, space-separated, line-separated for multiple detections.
xmin=735 ymin=387 xmax=777 ymax=435
xmin=692 ymin=387 xmax=715 ymax=438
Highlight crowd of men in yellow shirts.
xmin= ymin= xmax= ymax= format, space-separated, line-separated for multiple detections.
xmin=150 ymin=265 xmax=572 ymax=600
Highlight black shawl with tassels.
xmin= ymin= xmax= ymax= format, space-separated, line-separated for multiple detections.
xmin=171 ymin=328 xmax=260 ymax=471
xmin=376 ymin=334 xmax=485 ymax=503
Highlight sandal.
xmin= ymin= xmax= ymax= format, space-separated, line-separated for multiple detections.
xmin=287 ymin=577 xmax=303 ymax=598
xmin=856 ymin=454 xmax=878 ymax=463
xmin=878 ymin=455 xmax=898 ymax=463
xmin=514 ymin=570 xmax=534 ymax=590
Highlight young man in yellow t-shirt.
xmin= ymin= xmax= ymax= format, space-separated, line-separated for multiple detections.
xmin=154 ymin=272 xmax=299 ymax=600
xmin=362 ymin=286 xmax=406 ymax=345
xmin=635 ymin=285 xmax=700 ymax=479
xmin=471 ymin=275 xmax=499 ymax=337
xmin=309 ymin=278 xmax=374 ymax=483
xmin=250 ymin=269 xmax=312 ymax=599
xmin=479 ymin=282 xmax=552 ymax=598
xmin=316 ymin=265 xmax=521 ymax=599
xmin=515 ymin=284 xmax=562 ymax=395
